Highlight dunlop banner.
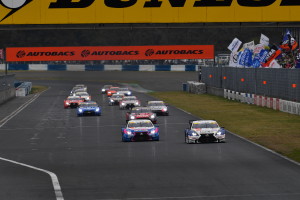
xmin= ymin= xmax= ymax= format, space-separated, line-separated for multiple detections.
xmin=0 ymin=0 xmax=299 ymax=24
xmin=6 ymin=45 xmax=214 ymax=62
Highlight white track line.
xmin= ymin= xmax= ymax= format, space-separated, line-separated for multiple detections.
xmin=0 ymin=87 xmax=63 ymax=199
xmin=101 ymin=192 xmax=300 ymax=200
xmin=0 ymin=88 xmax=49 ymax=128
xmin=228 ymin=130 xmax=300 ymax=166
xmin=0 ymin=157 xmax=64 ymax=200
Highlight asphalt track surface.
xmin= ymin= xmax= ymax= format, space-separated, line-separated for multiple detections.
xmin=0 ymin=71 xmax=300 ymax=200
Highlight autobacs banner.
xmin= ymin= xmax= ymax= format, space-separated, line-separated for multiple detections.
xmin=6 ymin=45 xmax=214 ymax=62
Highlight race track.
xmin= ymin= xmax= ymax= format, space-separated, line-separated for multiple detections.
xmin=0 ymin=71 xmax=299 ymax=200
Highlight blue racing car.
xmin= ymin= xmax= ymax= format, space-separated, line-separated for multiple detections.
xmin=77 ymin=101 xmax=101 ymax=116
xmin=122 ymin=119 xmax=159 ymax=142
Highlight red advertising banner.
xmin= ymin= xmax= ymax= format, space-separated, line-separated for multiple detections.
xmin=6 ymin=45 xmax=214 ymax=62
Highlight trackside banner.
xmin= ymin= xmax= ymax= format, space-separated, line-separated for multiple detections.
xmin=6 ymin=45 xmax=214 ymax=62
xmin=0 ymin=0 xmax=300 ymax=24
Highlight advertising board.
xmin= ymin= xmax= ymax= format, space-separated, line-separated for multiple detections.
xmin=6 ymin=45 xmax=214 ymax=61
xmin=0 ymin=0 xmax=299 ymax=24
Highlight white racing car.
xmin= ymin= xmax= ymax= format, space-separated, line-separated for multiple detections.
xmin=119 ymin=96 xmax=141 ymax=109
xmin=108 ymin=94 xmax=124 ymax=105
xmin=185 ymin=120 xmax=226 ymax=143
xmin=147 ymin=101 xmax=169 ymax=116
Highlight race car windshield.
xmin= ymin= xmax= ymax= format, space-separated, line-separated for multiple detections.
xmin=68 ymin=97 xmax=82 ymax=100
xmin=192 ymin=123 xmax=219 ymax=129
xmin=148 ymin=102 xmax=164 ymax=106
xmin=77 ymin=92 xmax=89 ymax=96
xmin=80 ymin=103 xmax=97 ymax=107
xmin=112 ymin=95 xmax=123 ymax=98
xmin=131 ymin=109 xmax=151 ymax=113
xmin=124 ymin=97 xmax=136 ymax=100
xmin=118 ymin=88 xmax=129 ymax=91
xmin=128 ymin=122 xmax=153 ymax=128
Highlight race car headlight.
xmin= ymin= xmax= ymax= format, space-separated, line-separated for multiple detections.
xmin=110 ymin=99 xmax=114 ymax=102
xmin=95 ymin=108 xmax=100 ymax=112
xmin=150 ymin=114 xmax=155 ymax=119
xmin=162 ymin=107 xmax=168 ymax=112
xmin=102 ymin=89 xmax=105 ymax=92
xmin=192 ymin=132 xmax=198 ymax=136
xmin=78 ymin=108 xmax=83 ymax=113
xmin=86 ymin=97 xmax=90 ymax=100
xmin=121 ymin=102 xmax=125 ymax=105
xmin=126 ymin=130 xmax=132 ymax=135
xmin=151 ymin=129 xmax=156 ymax=134
xmin=130 ymin=115 xmax=135 ymax=120
xmin=127 ymin=91 xmax=131 ymax=95
xmin=135 ymin=102 xmax=139 ymax=105
xmin=66 ymin=102 xmax=70 ymax=105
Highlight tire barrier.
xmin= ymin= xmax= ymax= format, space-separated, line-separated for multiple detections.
xmin=15 ymin=82 xmax=32 ymax=96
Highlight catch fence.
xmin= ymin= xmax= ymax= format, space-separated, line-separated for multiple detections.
xmin=201 ymin=66 xmax=300 ymax=102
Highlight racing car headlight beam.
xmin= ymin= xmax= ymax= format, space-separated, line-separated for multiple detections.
xmin=150 ymin=129 xmax=156 ymax=134
xmin=95 ymin=108 xmax=100 ymax=112
xmin=78 ymin=108 xmax=83 ymax=113
xmin=150 ymin=114 xmax=155 ymax=119
xmin=130 ymin=115 xmax=135 ymax=120
xmin=127 ymin=91 xmax=131 ymax=95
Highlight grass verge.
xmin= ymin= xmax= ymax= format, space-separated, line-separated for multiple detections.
xmin=150 ymin=91 xmax=300 ymax=163
xmin=30 ymin=85 xmax=48 ymax=94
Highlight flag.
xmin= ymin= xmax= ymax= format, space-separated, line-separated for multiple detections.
xmin=242 ymin=41 xmax=255 ymax=50
xmin=228 ymin=38 xmax=242 ymax=52
xmin=269 ymin=59 xmax=281 ymax=68
xmin=280 ymin=30 xmax=298 ymax=51
xmin=296 ymin=49 xmax=300 ymax=68
xmin=252 ymin=49 xmax=269 ymax=68
xmin=260 ymin=34 xmax=269 ymax=46
xmin=229 ymin=51 xmax=239 ymax=67
xmin=262 ymin=45 xmax=282 ymax=67
xmin=253 ymin=44 xmax=265 ymax=54
xmin=239 ymin=48 xmax=253 ymax=67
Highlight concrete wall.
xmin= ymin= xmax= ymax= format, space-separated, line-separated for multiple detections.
xmin=0 ymin=88 xmax=15 ymax=105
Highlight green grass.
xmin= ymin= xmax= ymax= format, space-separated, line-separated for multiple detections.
xmin=150 ymin=91 xmax=300 ymax=163
xmin=30 ymin=85 xmax=48 ymax=94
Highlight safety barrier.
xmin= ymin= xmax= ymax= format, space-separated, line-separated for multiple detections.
xmin=16 ymin=82 xmax=32 ymax=96
xmin=184 ymin=81 xmax=206 ymax=94
xmin=0 ymin=64 xmax=199 ymax=72
xmin=223 ymin=89 xmax=300 ymax=116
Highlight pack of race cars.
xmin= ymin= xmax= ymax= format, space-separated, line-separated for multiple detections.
xmin=64 ymin=84 xmax=226 ymax=143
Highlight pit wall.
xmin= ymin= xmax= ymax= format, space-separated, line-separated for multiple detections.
xmin=0 ymin=64 xmax=199 ymax=72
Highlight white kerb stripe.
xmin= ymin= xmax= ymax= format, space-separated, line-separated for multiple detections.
xmin=0 ymin=157 xmax=64 ymax=200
